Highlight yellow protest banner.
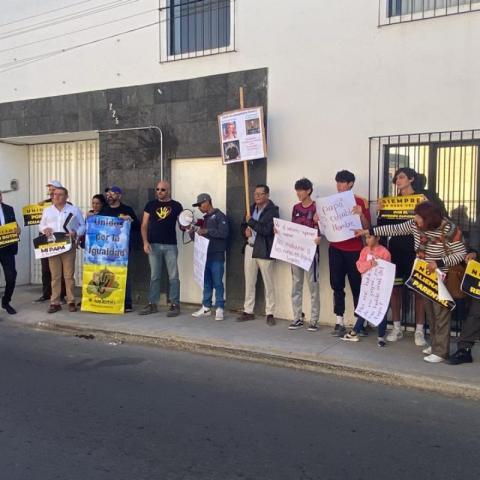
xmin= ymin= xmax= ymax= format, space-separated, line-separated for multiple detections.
xmin=0 ymin=222 xmax=19 ymax=248
xmin=406 ymin=259 xmax=455 ymax=310
xmin=461 ymin=259 xmax=480 ymax=300
xmin=378 ymin=194 xmax=425 ymax=220
xmin=22 ymin=204 xmax=46 ymax=226
xmin=81 ymin=264 xmax=128 ymax=314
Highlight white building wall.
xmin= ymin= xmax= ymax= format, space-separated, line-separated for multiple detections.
xmin=1 ymin=0 xmax=479 ymax=321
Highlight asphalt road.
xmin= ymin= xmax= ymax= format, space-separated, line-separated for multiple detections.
xmin=0 ymin=322 xmax=479 ymax=480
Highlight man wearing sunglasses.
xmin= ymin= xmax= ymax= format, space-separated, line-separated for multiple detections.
xmin=140 ymin=181 xmax=183 ymax=317
xmin=100 ymin=185 xmax=139 ymax=313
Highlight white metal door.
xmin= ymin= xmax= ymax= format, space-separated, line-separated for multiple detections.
xmin=171 ymin=157 xmax=227 ymax=304
xmin=29 ymin=140 xmax=99 ymax=285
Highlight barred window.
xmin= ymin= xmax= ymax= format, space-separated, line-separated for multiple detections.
xmin=380 ymin=0 xmax=480 ymax=25
xmin=160 ymin=0 xmax=235 ymax=62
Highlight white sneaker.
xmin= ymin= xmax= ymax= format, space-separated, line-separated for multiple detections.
xmin=415 ymin=330 xmax=427 ymax=347
xmin=192 ymin=306 xmax=211 ymax=317
xmin=424 ymin=353 xmax=444 ymax=363
xmin=422 ymin=346 xmax=432 ymax=355
xmin=215 ymin=308 xmax=224 ymax=321
xmin=386 ymin=329 xmax=403 ymax=342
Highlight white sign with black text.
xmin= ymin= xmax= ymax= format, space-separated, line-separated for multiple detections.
xmin=316 ymin=190 xmax=362 ymax=242
xmin=270 ymin=218 xmax=318 ymax=271
xmin=355 ymin=259 xmax=396 ymax=326
xmin=193 ymin=233 xmax=210 ymax=288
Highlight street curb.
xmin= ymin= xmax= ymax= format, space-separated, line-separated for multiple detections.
xmin=24 ymin=319 xmax=480 ymax=401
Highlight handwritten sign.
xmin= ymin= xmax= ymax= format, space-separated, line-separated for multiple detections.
xmin=316 ymin=191 xmax=362 ymax=242
xmin=461 ymin=259 xmax=480 ymax=300
xmin=193 ymin=233 xmax=210 ymax=288
xmin=0 ymin=222 xmax=19 ymax=248
xmin=378 ymin=194 xmax=424 ymax=220
xmin=22 ymin=204 xmax=46 ymax=226
xmin=355 ymin=259 xmax=396 ymax=326
xmin=406 ymin=259 xmax=456 ymax=310
xmin=270 ymin=218 xmax=318 ymax=271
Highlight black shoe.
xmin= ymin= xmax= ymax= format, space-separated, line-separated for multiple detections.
xmin=2 ymin=303 xmax=16 ymax=315
xmin=288 ymin=319 xmax=304 ymax=330
xmin=166 ymin=304 xmax=180 ymax=317
xmin=34 ymin=296 xmax=50 ymax=303
xmin=448 ymin=348 xmax=473 ymax=365
xmin=331 ymin=324 xmax=347 ymax=337
xmin=124 ymin=305 xmax=133 ymax=313
xmin=266 ymin=314 xmax=276 ymax=326
xmin=236 ymin=312 xmax=255 ymax=322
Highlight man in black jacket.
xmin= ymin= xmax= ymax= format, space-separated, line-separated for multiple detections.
xmin=190 ymin=193 xmax=229 ymax=321
xmin=237 ymin=184 xmax=279 ymax=325
xmin=0 ymin=192 xmax=21 ymax=314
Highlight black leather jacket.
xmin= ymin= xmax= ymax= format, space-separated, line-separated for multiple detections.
xmin=242 ymin=200 xmax=279 ymax=260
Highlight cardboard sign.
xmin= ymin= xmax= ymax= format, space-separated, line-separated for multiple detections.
xmin=355 ymin=259 xmax=396 ymax=326
xmin=0 ymin=222 xmax=19 ymax=248
xmin=461 ymin=259 xmax=480 ymax=300
xmin=405 ymin=259 xmax=456 ymax=310
xmin=316 ymin=191 xmax=362 ymax=242
xmin=378 ymin=194 xmax=424 ymax=220
xmin=218 ymin=107 xmax=267 ymax=164
xmin=270 ymin=218 xmax=318 ymax=271
xmin=33 ymin=232 xmax=72 ymax=259
xmin=193 ymin=233 xmax=210 ymax=288
xmin=22 ymin=204 xmax=45 ymax=226
xmin=81 ymin=215 xmax=130 ymax=315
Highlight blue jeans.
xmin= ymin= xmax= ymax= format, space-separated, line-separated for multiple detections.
xmin=203 ymin=259 xmax=225 ymax=309
xmin=353 ymin=316 xmax=387 ymax=338
xmin=148 ymin=243 xmax=180 ymax=305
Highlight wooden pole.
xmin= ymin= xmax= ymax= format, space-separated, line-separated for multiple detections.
xmin=239 ymin=87 xmax=251 ymax=217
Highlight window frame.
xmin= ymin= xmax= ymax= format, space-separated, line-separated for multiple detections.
xmin=159 ymin=0 xmax=236 ymax=63
xmin=378 ymin=0 xmax=480 ymax=26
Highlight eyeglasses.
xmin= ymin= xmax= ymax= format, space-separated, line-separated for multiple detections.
xmin=156 ymin=188 xmax=167 ymax=192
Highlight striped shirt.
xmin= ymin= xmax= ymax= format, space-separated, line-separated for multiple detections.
xmin=371 ymin=219 xmax=466 ymax=273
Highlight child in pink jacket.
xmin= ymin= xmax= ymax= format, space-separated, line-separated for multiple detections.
xmin=341 ymin=233 xmax=392 ymax=347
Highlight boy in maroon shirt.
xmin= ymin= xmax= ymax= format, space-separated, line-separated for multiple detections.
xmin=288 ymin=178 xmax=322 ymax=331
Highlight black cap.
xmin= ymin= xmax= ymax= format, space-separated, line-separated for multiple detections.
xmin=192 ymin=193 xmax=212 ymax=207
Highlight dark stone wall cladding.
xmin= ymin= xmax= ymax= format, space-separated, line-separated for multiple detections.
xmin=0 ymin=68 xmax=268 ymax=309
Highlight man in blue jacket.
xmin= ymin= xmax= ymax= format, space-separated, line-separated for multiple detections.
xmin=0 ymin=192 xmax=21 ymax=314
xmin=191 ymin=193 xmax=229 ymax=321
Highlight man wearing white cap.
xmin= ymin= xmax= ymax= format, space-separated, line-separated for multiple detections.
xmin=39 ymin=186 xmax=85 ymax=313
xmin=34 ymin=180 xmax=66 ymax=303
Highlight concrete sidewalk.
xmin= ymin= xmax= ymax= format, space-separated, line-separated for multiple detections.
xmin=4 ymin=286 xmax=480 ymax=399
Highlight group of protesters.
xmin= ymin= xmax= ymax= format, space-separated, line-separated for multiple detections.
xmin=0 ymin=168 xmax=479 ymax=366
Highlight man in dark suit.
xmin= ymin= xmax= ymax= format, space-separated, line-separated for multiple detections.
xmin=0 ymin=191 xmax=20 ymax=314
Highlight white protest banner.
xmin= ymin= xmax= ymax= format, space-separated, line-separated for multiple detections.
xmin=270 ymin=218 xmax=318 ymax=271
xmin=217 ymin=107 xmax=267 ymax=164
xmin=316 ymin=191 xmax=362 ymax=242
xmin=354 ymin=259 xmax=396 ymax=326
xmin=193 ymin=233 xmax=210 ymax=288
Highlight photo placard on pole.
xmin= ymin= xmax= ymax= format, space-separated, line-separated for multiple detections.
xmin=217 ymin=106 xmax=267 ymax=165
